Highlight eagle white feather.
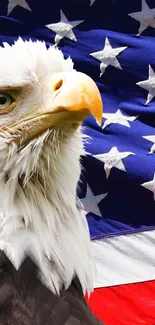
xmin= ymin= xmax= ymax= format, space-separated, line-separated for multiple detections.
xmin=0 ymin=39 xmax=94 ymax=295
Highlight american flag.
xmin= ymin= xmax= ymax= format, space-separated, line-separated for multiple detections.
xmin=1 ymin=0 xmax=155 ymax=324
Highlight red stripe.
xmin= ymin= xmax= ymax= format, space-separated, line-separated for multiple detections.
xmin=86 ymin=281 xmax=155 ymax=325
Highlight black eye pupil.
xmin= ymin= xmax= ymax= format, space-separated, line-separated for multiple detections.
xmin=0 ymin=96 xmax=7 ymax=105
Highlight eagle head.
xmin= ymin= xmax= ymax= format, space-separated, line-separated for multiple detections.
xmin=0 ymin=38 xmax=102 ymax=295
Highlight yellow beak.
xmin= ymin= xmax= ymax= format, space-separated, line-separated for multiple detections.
xmin=48 ymin=71 xmax=103 ymax=125
xmin=8 ymin=71 xmax=103 ymax=144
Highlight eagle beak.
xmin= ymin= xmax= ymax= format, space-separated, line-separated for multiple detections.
xmin=49 ymin=71 xmax=103 ymax=126
xmin=7 ymin=71 xmax=103 ymax=144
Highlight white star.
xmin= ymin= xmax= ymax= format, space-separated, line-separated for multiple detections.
xmin=143 ymin=135 xmax=155 ymax=153
xmin=137 ymin=65 xmax=155 ymax=105
xmin=128 ymin=0 xmax=155 ymax=35
xmin=90 ymin=37 xmax=127 ymax=77
xmin=79 ymin=184 xmax=107 ymax=218
xmin=142 ymin=173 xmax=155 ymax=200
xmin=90 ymin=0 xmax=96 ymax=5
xmin=94 ymin=147 xmax=134 ymax=178
xmin=7 ymin=0 xmax=31 ymax=15
xmin=46 ymin=10 xmax=83 ymax=45
xmin=102 ymin=109 xmax=138 ymax=130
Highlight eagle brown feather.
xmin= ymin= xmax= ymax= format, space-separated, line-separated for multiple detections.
xmin=0 ymin=251 xmax=103 ymax=325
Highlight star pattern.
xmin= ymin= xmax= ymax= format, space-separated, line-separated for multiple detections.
xmin=142 ymin=173 xmax=155 ymax=200
xmin=46 ymin=10 xmax=83 ymax=45
xmin=137 ymin=65 xmax=155 ymax=105
xmin=7 ymin=0 xmax=31 ymax=15
xmin=128 ymin=0 xmax=155 ymax=35
xmin=79 ymin=184 xmax=107 ymax=218
xmin=143 ymin=135 xmax=155 ymax=154
xmin=94 ymin=147 xmax=134 ymax=178
xmin=90 ymin=0 xmax=96 ymax=5
xmin=90 ymin=37 xmax=127 ymax=76
xmin=102 ymin=109 xmax=138 ymax=130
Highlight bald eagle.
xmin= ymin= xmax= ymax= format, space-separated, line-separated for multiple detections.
xmin=0 ymin=38 xmax=103 ymax=324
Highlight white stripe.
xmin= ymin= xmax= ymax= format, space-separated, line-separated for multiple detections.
xmin=92 ymin=230 xmax=155 ymax=288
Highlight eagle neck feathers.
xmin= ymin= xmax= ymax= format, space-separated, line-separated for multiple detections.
xmin=0 ymin=127 xmax=93 ymax=295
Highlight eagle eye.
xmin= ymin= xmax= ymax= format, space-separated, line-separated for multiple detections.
xmin=0 ymin=93 xmax=16 ymax=114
